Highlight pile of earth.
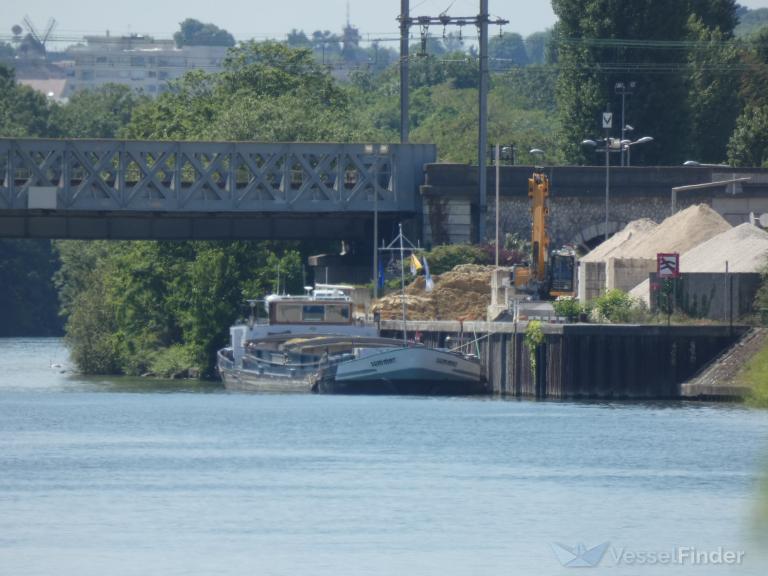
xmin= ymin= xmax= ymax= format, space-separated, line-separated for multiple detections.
xmin=372 ymin=264 xmax=494 ymax=321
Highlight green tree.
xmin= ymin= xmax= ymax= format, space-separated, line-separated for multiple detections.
xmin=736 ymin=7 xmax=768 ymax=37
xmin=687 ymin=16 xmax=742 ymax=163
xmin=0 ymin=240 xmax=63 ymax=336
xmin=50 ymin=84 xmax=148 ymax=139
xmin=286 ymin=29 xmax=311 ymax=48
xmin=552 ymin=0 xmax=739 ymax=164
xmin=525 ymin=31 xmax=552 ymax=65
xmin=489 ymin=32 xmax=529 ymax=71
xmin=174 ymin=18 xmax=235 ymax=48
xmin=727 ymin=104 xmax=768 ymax=166
xmin=0 ymin=63 xmax=53 ymax=137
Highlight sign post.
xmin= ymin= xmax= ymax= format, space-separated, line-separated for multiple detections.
xmin=657 ymin=253 xmax=680 ymax=325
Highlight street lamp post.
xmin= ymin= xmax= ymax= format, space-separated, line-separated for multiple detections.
xmin=582 ymin=135 xmax=653 ymax=243
xmin=492 ymin=144 xmax=515 ymax=268
xmin=581 ymin=138 xmax=612 ymax=243
xmin=623 ymin=136 xmax=653 ymax=166
xmin=615 ymin=81 xmax=636 ymax=166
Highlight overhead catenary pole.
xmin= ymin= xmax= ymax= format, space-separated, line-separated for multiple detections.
xmin=495 ymin=143 xmax=500 ymax=267
xmin=396 ymin=2 xmax=506 ymax=241
xmin=604 ymin=132 xmax=610 ymax=243
xmin=399 ymin=0 xmax=410 ymax=144
xmin=399 ymin=223 xmax=408 ymax=346
xmin=478 ymin=0 xmax=489 ymax=243
xmin=373 ymin=154 xmax=379 ymax=300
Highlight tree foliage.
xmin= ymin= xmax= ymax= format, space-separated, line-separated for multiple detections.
xmin=0 ymin=240 xmax=63 ymax=336
xmin=0 ymin=64 xmax=53 ymax=137
xmin=174 ymin=18 xmax=235 ymax=48
xmin=728 ymin=105 xmax=768 ymax=167
xmin=551 ymin=0 xmax=739 ymax=165
xmin=50 ymin=84 xmax=148 ymax=139
xmin=56 ymin=44 xmax=353 ymax=377
xmin=686 ymin=15 xmax=742 ymax=163
xmin=489 ymin=33 xmax=529 ymax=70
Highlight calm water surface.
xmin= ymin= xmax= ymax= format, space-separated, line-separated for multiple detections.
xmin=1 ymin=337 xmax=768 ymax=575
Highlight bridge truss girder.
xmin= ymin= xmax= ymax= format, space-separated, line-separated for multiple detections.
xmin=0 ymin=139 xmax=435 ymax=214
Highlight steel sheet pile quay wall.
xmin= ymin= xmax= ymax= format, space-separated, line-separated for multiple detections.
xmin=379 ymin=320 xmax=746 ymax=399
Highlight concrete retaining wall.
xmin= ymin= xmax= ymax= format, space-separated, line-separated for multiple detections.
xmin=607 ymin=257 xmax=656 ymax=293
xmin=648 ymin=272 xmax=762 ymax=320
xmin=577 ymin=261 xmax=606 ymax=302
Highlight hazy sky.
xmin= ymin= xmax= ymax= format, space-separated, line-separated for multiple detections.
xmin=4 ymin=0 xmax=768 ymax=48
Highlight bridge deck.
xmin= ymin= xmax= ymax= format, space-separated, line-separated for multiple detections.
xmin=0 ymin=139 xmax=435 ymax=239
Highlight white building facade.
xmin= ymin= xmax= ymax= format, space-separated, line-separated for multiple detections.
xmin=64 ymin=35 xmax=228 ymax=97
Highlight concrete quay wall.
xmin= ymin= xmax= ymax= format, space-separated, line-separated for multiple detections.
xmin=379 ymin=320 xmax=746 ymax=399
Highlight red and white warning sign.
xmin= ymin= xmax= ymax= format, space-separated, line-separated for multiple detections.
xmin=657 ymin=253 xmax=680 ymax=278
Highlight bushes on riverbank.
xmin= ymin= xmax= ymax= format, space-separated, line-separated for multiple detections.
xmin=743 ymin=343 xmax=768 ymax=408
xmin=58 ymin=240 xmax=303 ymax=379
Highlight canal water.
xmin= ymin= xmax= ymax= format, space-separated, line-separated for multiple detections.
xmin=1 ymin=338 xmax=767 ymax=576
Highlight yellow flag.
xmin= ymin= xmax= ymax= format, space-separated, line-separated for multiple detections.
xmin=409 ymin=253 xmax=423 ymax=273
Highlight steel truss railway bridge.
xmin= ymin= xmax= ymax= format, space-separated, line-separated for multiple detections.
xmin=0 ymin=138 xmax=436 ymax=241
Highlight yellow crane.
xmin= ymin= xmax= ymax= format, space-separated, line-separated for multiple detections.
xmin=513 ymin=168 xmax=576 ymax=299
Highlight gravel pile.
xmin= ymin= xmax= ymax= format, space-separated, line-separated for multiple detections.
xmin=611 ymin=204 xmax=731 ymax=260
xmin=373 ymin=264 xmax=493 ymax=321
xmin=581 ymin=218 xmax=657 ymax=262
xmin=630 ymin=222 xmax=768 ymax=303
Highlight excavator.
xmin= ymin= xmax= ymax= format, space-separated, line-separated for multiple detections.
xmin=511 ymin=168 xmax=576 ymax=299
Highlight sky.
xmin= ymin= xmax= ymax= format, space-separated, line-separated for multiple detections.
xmin=4 ymin=0 xmax=768 ymax=49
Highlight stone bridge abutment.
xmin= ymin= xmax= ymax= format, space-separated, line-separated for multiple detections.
xmin=421 ymin=164 xmax=768 ymax=249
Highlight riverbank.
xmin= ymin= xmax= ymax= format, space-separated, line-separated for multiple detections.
xmin=681 ymin=328 xmax=768 ymax=402
xmin=742 ymin=339 xmax=768 ymax=408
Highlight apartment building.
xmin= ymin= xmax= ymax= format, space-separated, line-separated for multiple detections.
xmin=64 ymin=34 xmax=228 ymax=97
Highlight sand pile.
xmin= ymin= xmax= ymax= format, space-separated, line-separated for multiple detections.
xmin=581 ymin=218 xmax=657 ymax=262
xmin=610 ymin=204 xmax=731 ymax=260
xmin=630 ymin=223 xmax=768 ymax=303
xmin=373 ymin=264 xmax=493 ymax=321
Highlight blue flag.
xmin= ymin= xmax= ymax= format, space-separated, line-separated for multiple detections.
xmin=377 ymin=257 xmax=385 ymax=289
